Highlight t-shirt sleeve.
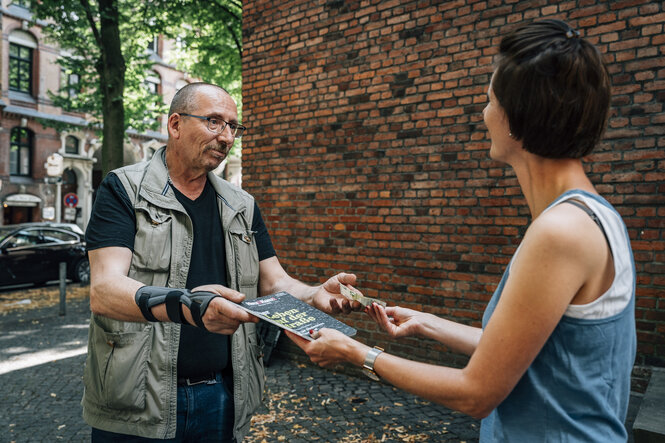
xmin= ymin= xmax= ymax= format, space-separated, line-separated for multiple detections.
xmin=252 ymin=201 xmax=276 ymax=261
xmin=85 ymin=173 xmax=136 ymax=251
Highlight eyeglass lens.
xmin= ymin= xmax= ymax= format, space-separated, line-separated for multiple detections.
xmin=208 ymin=119 xmax=244 ymax=139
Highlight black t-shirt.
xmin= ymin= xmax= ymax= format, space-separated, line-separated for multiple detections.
xmin=86 ymin=173 xmax=276 ymax=377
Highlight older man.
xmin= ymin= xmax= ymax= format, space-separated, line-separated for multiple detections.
xmin=82 ymin=83 xmax=359 ymax=442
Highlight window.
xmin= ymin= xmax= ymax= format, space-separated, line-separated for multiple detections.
xmin=175 ymin=35 xmax=185 ymax=51
xmin=13 ymin=0 xmax=30 ymax=9
xmin=65 ymin=135 xmax=79 ymax=154
xmin=6 ymin=230 xmax=40 ymax=248
xmin=144 ymin=71 xmax=160 ymax=95
xmin=9 ymin=43 xmax=33 ymax=94
xmin=64 ymin=71 xmax=80 ymax=98
xmin=36 ymin=229 xmax=78 ymax=244
xmin=147 ymin=35 xmax=159 ymax=55
xmin=10 ymin=127 xmax=33 ymax=176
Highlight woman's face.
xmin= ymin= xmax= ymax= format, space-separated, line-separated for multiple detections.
xmin=482 ymin=77 xmax=519 ymax=162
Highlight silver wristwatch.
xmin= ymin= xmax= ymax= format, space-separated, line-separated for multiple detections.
xmin=362 ymin=346 xmax=384 ymax=381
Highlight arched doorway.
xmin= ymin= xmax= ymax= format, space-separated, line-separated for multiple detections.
xmin=62 ymin=168 xmax=77 ymax=196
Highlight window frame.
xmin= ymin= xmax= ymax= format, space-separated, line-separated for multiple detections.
xmin=65 ymin=135 xmax=80 ymax=155
xmin=9 ymin=42 xmax=34 ymax=95
xmin=9 ymin=127 xmax=33 ymax=177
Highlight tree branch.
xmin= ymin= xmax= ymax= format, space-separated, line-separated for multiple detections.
xmin=209 ymin=0 xmax=241 ymax=22
xmin=209 ymin=0 xmax=242 ymax=57
xmin=79 ymin=0 xmax=102 ymax=48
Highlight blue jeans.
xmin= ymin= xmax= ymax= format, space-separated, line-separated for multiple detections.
xmin=91 ymin=373 xmax=234 ymax=442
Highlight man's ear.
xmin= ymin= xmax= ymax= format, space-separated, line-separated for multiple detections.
xmin=167 ymin=113 xmax=181 ymax=139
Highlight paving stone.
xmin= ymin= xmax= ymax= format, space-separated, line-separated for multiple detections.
xmin=0 ymin=284 xmax=641 ymax=442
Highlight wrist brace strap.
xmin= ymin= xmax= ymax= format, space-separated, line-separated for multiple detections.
xmin=134 ymin=286 xmax=220 ymax=330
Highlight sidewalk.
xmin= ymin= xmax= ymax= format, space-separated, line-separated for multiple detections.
xmin=0 ymin=286 xmax=479 ymax=442
xmin=0 ymin=285 xmax=640 ymax=442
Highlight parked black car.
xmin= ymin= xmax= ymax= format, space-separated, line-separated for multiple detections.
xmin=0 ymin=222 xmax=89 ymax=288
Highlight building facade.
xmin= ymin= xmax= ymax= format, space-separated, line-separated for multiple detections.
xmin=0 ymin=1 xmax=195 ymax=230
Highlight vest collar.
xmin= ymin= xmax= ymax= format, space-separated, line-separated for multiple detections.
xmin=138 ymin=146 xmax=248 ymax=218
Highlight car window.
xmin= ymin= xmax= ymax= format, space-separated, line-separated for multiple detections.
xmin=0 ymin=227 xmax=15 ymax=242
xmin=36 ymin=229 xmax=79 ymax=244
xmin=6 ymin=230 xmax=42 ymax=247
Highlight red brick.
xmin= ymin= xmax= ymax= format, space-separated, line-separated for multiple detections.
xmin=243 ymin=0 xmax=665 ymax=369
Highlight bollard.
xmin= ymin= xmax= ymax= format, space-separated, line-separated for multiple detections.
xmin=59 ymin=262 xmax=67 ymax=316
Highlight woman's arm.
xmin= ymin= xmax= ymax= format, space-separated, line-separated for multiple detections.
xmin=368 ymin=305 xmax=482 ymax=356
xmin=289 ymin=205 xmax=608 ymax=418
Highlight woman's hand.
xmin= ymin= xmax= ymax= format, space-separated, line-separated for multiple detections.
xmin=367 ymin=303 xmax=425 ymax=338
xmin=285 ymin=328 xmax=367 ymax=368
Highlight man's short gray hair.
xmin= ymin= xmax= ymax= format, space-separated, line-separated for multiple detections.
xmin=168 ymin=82 xmax=230 ymax=117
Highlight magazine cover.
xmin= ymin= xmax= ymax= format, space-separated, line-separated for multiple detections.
xmin=238 ymin=291 xmax=357 ymax=341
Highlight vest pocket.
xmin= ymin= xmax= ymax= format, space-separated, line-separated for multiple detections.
xmin=86 ymin=317 xmax=151 ymax=412
xmin=233 ymin=322 xmax=266 ymax=433
xmin=133 ymin=208 xmax=172 ymax=272
xmin=229 ymin=229 xmax=259 ymax=287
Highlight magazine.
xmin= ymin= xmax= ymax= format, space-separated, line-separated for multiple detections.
xmin=238 ymin=291 xmax=357 ymax=341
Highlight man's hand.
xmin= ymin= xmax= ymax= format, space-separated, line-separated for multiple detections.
xmin=191 ymin=284 xmax=258 ymax=334
xmin=312 ymin=272 xmax=364 ymax=315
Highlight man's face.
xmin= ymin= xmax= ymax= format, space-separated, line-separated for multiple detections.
xmin=178 ymin=87 xmax=238 ymax=173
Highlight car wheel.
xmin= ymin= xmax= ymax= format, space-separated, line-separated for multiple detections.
xmin=74 ymin=258 xmax=90 ymax=283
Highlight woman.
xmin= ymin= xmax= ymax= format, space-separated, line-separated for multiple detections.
xmin=287 ymin=19 xmax=635 ymax=442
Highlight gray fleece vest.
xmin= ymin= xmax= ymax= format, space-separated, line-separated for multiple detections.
xmin=82 ymin=147 xmax=265 ymax=440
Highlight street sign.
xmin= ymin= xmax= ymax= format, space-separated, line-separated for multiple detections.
xmin=64 ymin=207 xmax=77 ymax=221
xmin=42 ymin=206 xmax=55 ymax=220
xmin=64 ymin=193 xmax=78 ymax=208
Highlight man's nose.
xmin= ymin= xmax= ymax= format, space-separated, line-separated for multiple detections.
xmin=217 ymin=126 xmax=234 ymax=143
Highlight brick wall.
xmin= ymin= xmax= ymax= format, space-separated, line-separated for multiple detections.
xmin=242 ymin=0 xmax=665 ymax=377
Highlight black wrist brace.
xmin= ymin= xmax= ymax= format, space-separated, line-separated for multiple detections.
xmin=134 ymin=286 xmax=220 ymax=330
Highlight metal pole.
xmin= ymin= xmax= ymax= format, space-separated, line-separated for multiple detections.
xmin=59 ymin=262 xmax=67 ymax=316
xmin=55 ymin=180 xmax=62 ymax=223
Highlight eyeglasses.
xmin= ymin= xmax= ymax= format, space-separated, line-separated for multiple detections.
xmin=179 ymin=113 xmax=246 ymax=139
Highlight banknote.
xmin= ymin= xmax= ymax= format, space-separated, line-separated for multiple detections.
xmin=339 ymin=284 xmax=386 ymax=308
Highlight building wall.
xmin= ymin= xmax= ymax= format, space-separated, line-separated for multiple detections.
xmin=242 ymin=0 xmax=665 ymax=382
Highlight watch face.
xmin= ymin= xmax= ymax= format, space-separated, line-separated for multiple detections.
xmin=362 ymin=367 xmax=380 ymax=381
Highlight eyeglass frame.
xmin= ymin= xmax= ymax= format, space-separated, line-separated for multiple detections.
xmin=178 ymin=113 xmax=246 ymax=139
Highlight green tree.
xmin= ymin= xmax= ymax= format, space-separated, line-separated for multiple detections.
xmin=32 ymin=0 xmax=243 ymax=175
xmin=162 ymin=0 xmax=242 ymax=100
xmin=32 ymin=0 xmax=168 ymax=176
xmin=158 ymin=0 xmax=243 ymax=157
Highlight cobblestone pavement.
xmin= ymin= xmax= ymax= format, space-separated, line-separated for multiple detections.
xmin=0 ymin=287 xmax=479 ymax=442
xmin=0 ymin=285 xmax=640 ymax=442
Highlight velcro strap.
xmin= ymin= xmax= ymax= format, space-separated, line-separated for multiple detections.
xmin=189 ymin=299 xmax=206 ymax=329
xmin=189 ymin=291 xmax=221 ymax=331
xmin=135 ymin=286 xmax=218 ymax=330
xmin=165 ymin=290 xmax=185 ymax=324
xmin=137 ymin=292 xmax=159 ymax=322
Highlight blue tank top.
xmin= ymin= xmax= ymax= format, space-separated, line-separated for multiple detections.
xmin=480 ymin=191 xmax=636 ymax=442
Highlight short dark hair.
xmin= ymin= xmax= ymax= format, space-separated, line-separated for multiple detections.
xmin=492 ymin=19 xmax=611 ymax=159
xmin=168 ymin=82 xmax=231 ymax=117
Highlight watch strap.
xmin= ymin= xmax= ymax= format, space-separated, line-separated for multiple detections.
xmin=363 ymin=346 xmax=384 ymax=375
